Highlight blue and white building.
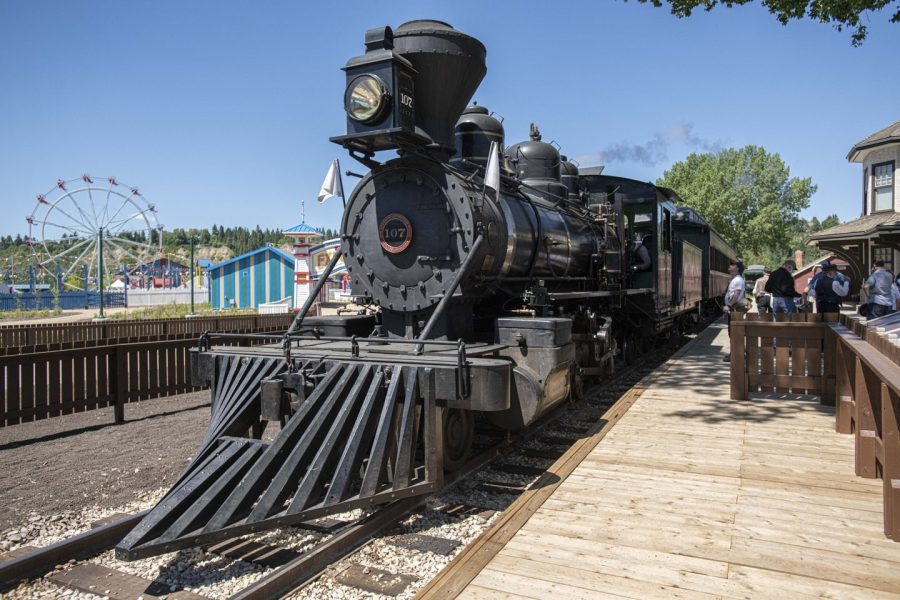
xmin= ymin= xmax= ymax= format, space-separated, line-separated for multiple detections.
xmin=207 ymin=246 xmax=295 ymax=309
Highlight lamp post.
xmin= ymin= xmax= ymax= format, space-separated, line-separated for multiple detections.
xmin=95 ymin=227 xmax=106 ymax=321
xmin=187 ymin=237 xmax=197 ymax=317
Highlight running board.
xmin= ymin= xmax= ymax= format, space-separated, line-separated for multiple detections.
xmin=115 ymin=356 xmax=443 ymax=560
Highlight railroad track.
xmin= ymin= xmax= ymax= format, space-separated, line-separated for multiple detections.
xmin=0 ymin=330 xmax=692 ymax=600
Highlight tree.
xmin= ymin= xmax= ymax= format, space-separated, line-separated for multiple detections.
xmin=657 ymin=145 xmax=816 ymax=263
xmin=632 ymin=0 xmax=898 ymax=45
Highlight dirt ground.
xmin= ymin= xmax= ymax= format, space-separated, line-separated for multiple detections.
xmin=0 ymin=391 xmax=212 ymax=531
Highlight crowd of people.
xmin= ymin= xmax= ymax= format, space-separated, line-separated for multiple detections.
xmin=720 ymin=257 xmax=900 ymax=361
xmin=731 ymin=258 xmax=900 ymax=318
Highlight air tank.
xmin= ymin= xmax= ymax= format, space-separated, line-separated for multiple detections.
xmin=505 ymin=124 xmax=567 ymax=202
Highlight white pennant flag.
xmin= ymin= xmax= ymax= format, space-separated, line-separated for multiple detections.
xmin=317 ymin=159 xmax=344 ymax=203
xmin=484 ymin=141 xmax=500 ymax=194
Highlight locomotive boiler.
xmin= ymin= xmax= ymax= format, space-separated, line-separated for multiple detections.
xmin=115 ymin=19 xmax=734 ymax=561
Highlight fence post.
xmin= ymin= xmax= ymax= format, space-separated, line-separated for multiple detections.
xmin=113 ymin=345 xmax=126 ymax=424
xmin=881 ymin=383 xmax=899 ymax=540
xmin=730 ymin=317 xmax=747 ymax=400
xmin=822 ymin=326 xmax=836 ymax=406
xmin=855 ymin=357 xmax=877 ymax=479
xmin=835 ymin=340 xmax=853 ymax=434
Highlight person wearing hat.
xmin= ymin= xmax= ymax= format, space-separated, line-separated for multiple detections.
xmin=764 ymin=258 xmax=801 ymax=315
xmin=813 ymin=261 xmax=849 ymax=314
xmin=864 ymin=259 xmax=895 ymax=319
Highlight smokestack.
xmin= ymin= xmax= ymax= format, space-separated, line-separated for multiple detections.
xmin=392 ymin=20 xmax=486 ymax=151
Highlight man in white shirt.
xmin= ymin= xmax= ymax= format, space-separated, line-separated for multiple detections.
xmin=722 ymin=260 xmax=745 ymax=362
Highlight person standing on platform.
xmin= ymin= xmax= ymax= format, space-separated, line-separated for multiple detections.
xmin=864 ymin=260 xmax=895 ymax=319
xmin=813 ymin=261 xmax=849 ymax=315
xmin=722 ymin=259 xmax=746 ymax=362
xmin=753 ymin=267 xmax=772 ymax=313
xmin=804 ymin=265 xmax=823 ymax=313
xmin=764 ymin=259 xmax=800 ymax=315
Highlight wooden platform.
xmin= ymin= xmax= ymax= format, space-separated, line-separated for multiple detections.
xmin=452 ymin=322 xmax=900 ymax=599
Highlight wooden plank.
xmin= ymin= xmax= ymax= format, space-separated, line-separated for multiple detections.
xmin=719 ymin=537 xmax=900 ymax=594
xmin=47 ymin=355 xmax=60 ymax=419
xmin=60 ymin=351 xmax=73 ymax=416
xmin=469 ymin=568 xmax=614 ymax=600
xmin=760 ymin=334 xmax=774 ymax=392
xmin=73 ymin=350 xmax=86 ymax=412
xmin=85 ymin=349 xmax=97 ymax=408
xmin=128 ymin=349 xmax=139 ymax=403
xmin=18 ymin=355 xmax=34 ymax=423
xmin=167 ymin=344 xmax=177 ymax=395
xmin=33 ymin=355 xmax=48 ymax=421
xmin=49 ymin=563 xmax=210 ymax=600
xmin=2 ymin=360 xmax=17 ymax=425
xmin=774 ymin=337 xmax=790 ymax=393
xmin=730 ymin=322 xmax=746 ymax=400
xmin=483 ymin=552 xmax=724 ymax=600
xmin=747 ymin=333 xmax=760 ymax=393
xmin=882 ymin=383 xmax=900 ymax=540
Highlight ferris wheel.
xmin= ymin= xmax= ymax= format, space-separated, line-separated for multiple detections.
xmin=26 ymin=175 xmax=162 ymax=289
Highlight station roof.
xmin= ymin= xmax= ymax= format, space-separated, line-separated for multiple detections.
xmin=807 ymin=212 xmax=900 ymax=242
xmin=283 ymin=222 xmax=321 ymax=235
xmin=847 ymin=120 xmax=900 ymax=162
xmin=208 ymin=245 xmax=294 ymax=271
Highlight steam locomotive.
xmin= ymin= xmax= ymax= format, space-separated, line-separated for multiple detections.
xmin=116 ymin=20 xmax=736 ymax=560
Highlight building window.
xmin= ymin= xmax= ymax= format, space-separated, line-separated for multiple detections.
xmin=873 ymin=246 xmax=893 ymax=272
xmin=873 ymin=161 xmax=894 ymax=212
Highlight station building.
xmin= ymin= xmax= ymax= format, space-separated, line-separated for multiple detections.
xmin=808 ymin=120 xmax=900 ymax=283
xmin=207 ymin=245 xmax=295 ymax=309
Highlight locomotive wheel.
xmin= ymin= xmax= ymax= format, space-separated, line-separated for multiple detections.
xmin=622 ymin=335 xmax=637 ymax=365
xmin=570 ymin=367 xmax=585 ymax=402
xmin=638 ymin=335 xmax=652 ymax=355
xmin=442 ymin=408 xmax=474 ymax=472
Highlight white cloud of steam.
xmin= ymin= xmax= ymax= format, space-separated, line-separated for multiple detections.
xmin=576 ymin=122 xmax=724 ymax=167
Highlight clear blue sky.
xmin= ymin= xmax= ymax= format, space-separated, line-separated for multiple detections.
xmin=1 ymin=0 xmax=897 ymax=238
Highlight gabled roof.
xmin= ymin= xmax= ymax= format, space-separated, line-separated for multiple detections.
xmin=807 ymin=212 xmax=900 ymax=242
xmin=283 ymin=222 xmax=321 ymax=235
xmin=847 ymin=120 xmax=900 ymax=162
xmin=208 ymin=245 xmax=294 ymax=270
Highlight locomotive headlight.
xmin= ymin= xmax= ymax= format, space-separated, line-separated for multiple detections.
xmin=345 ymin=74 xmax=389 ymax=124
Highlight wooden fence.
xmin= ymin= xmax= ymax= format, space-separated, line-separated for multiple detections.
xmin=730 ymin=312 xmax=900 ymax=541
xmin=0 ymin=314 xmax=295 ymax=427
xmin=0 ymin=313 xmax=295 ymax=355
xmin=729 ymin=312 xmax=838 ymax=403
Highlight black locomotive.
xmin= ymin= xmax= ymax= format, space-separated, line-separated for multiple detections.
xmin=116 ymin=20 xmax=736 ymax=560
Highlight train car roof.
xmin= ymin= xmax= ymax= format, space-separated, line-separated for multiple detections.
xmin=580 ymin=174 xmax=672 ymax=204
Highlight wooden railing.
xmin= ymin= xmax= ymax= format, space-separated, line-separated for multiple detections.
xmin=0 ymin=313 xmax=294 ymax=355
xmin=0 ymin=314 xmax=295 ymax=427
xmin=730 ymin=312 xmax=900 ymax=541
xmin=729 ymin=312 xmax=838 ymax=403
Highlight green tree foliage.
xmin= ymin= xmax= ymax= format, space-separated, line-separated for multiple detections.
xmin=657 ymin=146 xmax=816 ymax=264
xmin=633 ymin=0 xmax=898 ymax=44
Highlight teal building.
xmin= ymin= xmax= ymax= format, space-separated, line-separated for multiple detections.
xmin=207 ymin=246 xmax=295 ymax=309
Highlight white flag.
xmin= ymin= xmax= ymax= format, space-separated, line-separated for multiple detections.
xmin=484 ymin=141 xmax=500 ymax=194
xmin=317 ymin=159 xmax=344 ymax=203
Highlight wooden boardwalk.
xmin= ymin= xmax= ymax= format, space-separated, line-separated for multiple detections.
xmin=454 ymin=322 xmax=900 ymax=599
